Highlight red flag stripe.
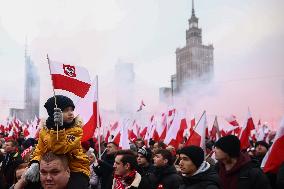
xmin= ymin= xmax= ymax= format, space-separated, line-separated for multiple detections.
xmin=52 ymin=74 xmax=91 ymax=98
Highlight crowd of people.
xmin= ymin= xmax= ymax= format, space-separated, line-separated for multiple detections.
xmin=0 ymin=95 xmax=283 ymax=189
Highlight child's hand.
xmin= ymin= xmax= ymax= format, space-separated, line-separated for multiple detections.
xmin=54 ymin=108 xmax=63 ymax=127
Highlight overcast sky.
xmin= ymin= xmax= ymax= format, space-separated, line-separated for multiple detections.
xmin=0 ymin=0 xmax=284 ymax=128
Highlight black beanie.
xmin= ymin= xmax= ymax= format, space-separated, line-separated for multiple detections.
xmin=44 ymin=95 xmax=75 ymax=117
xmin=179 ymin=146 xmax=204 ymax=168
xmin=215 ymin=135 xmax=240 ymax=158
xmin=138 ymin=147 xmax=152 ymax=162
xmin=255 ymin=141 xmax=270 ymax=150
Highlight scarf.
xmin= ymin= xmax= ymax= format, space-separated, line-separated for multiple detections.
xmin=113 ymin=170 xmax=137 ymax=189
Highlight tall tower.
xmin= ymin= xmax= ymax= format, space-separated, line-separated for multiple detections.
xmin=9 ymin=42 xmax=40 ymax=121
xmin=175 ymin=0 xmax=214 ymax=92
xmin=24 ymin=51 xmax=40 ymax=120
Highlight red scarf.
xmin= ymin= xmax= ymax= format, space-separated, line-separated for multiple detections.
xmin=114 ymin=170 xmax=136 ymax=189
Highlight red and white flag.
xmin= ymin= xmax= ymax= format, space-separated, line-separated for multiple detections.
xmin=164 ymin=110 xmax=187 ymax=148
xmin=186 ymin=111 xmax=207 ymax=150
xmin=239 ymin=109 xmax=255 ymax=150
xmin=76 ymin=79 xmax=98 ymax=142
xmin=225 ymin=114 xmax=241 ymax=136
xmin=210 ymin=116 xmax=220 ymax=141
xmin=261 ymin=117 xmax=284 ymax=173
xmin=49 ymin=60 xmax=91 ymax=98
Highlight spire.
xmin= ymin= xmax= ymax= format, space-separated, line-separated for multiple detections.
xmin=192 ymin=0 xmax=195 ymax=17
xmin=25 ymin=35 xmax=28 ymax=59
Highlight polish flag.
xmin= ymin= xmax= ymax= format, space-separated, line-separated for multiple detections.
xmin=257 ymin=124 xmax=269 ymax=141
xmin=186 ymin=111 xmax=207 ymax=150
xmin=114 ymin=119 xmax=131 ymax=149
xmin=239 ymin=110 xmax=255 ymax=150
xmin=158 ymin=113 xmax=168 ymax=141
xmin=261 ymin=117 xmax=284 ymax=173
xmin=190 ymin=117 xmax=196 ymax=129
xmin=140 ymin=126 xmax=148 ymax=139
xmin=49 ymin=60 xmax=91 ymax=98
xmin=225 ymin=114 xmax=241 ymax=136
xmin=76 ymin=79 xmax=98 ymax=142
xmin=164 ymin=111 xmax=187 ymax=148
xmin=145 ymin=115 xmax=156 ymax=143
xmin=128 ymin=120 xmax=139 ymax=142
xmin=210 ymin=116 xmax=220 ymax=141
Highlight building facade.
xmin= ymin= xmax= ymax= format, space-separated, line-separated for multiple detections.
xmin=175 ymin=0 xmax=214 ymax=92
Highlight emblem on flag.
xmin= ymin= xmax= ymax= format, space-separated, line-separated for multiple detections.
xmin=63 ymin=64 xmax=76 ymax=77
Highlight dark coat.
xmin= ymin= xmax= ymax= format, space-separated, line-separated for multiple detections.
xmin=217 ymin=153 xmax=271 ymax=189
xmin=93 ymin=153 xmax=115 ymax=189
xmin=151 ymin=165 xmax=182 ymax=189
xmin=277 ymin=162 xmax=284 ymax=189
xmin=0 ymin=151 xmax=23 ymax=189
xmin=179 ymin=167 xmax=221 ymax=189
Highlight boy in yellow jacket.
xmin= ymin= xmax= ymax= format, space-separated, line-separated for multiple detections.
xmin=25 ymin=95 xmax=90 ymax=189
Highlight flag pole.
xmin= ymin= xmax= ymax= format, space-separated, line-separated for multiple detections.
xmin=47 ymin=54 xmax=59 ymax=140
xmin=96 ymin=75 xmax=101 ymax=159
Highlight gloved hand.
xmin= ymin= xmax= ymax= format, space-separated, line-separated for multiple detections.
xmin=54 ymin=108 xmax=63 ymax=127
xmin=24 ymin=163 xmax=39 ymax=183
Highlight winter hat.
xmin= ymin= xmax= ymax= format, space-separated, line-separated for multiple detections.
xmin=138 ymin=147 xmax=152 ymax=162
xmin=215 ymin=135 xmax=240 ymax=158
xmin=255 ymin=141 xmax=270 ymax=150
xmin=179 ymin=146 xmax=204 ymax=168
xmin=44 ymin=95 xmax=75 ymax=117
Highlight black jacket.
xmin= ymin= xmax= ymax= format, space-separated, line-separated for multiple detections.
xmin=179 ymin=167 xmax=221 ymax=189
xmin=93 ymin=153 xmax=115 ymax=189
xmin=0 ymin=151 xmax=23 ymax=189
xmin=277 ymin=162 xmax=284 ymax=189
xmin=216 ymin=153 xmax=271 ymax=189
xmin=151 ymin=165 xmax=182 ymax=189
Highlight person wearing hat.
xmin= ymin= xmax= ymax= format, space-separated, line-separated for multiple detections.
xmin=137 ymin=147 xmax=155 ymax=175
xmin=255 ymin=141 xmax=270 ymax=165
xmin=24 ymin=95 xmax=90 ymax=189
xmin=214 ymin=135 xmax=271 ymax=189
xmin=178 ymin=145 xmax=221 ymax=189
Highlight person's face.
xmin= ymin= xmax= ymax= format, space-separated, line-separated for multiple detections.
xmin=136 ymin=141 xmax=144 ymax=148
xmin=16 ymin=167 xmax=28 ymax=182
xmin=88 ymin=154 xmax=96 ymax=164
xmin=152 ymin=143 xmax=159 ymax=154
xmin=4 ymin=141 xmax=16 ymax=153
xmin=153 ymin=153 xmax=167 ymax=167
xmin=40 ymin=159 xmax=70 ymax=189
xmin=214 ymin=147 xmax=229 ymax=161
xmin=137 ymin=154 xmax=148 ymax=167
xmin=113 ymin=155 xmax=128 ymax=176
xmin=255 ymin=145 xmax=268 ymax=157
xmin=62 ymin=107 xmax=74 ymax=123
xmin=106 ymin=143 xmax=117 ymax=155
xmin=179 ymin=154 xmax=197 ymax=176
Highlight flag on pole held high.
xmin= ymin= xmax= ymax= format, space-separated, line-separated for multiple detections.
xmin=47 ymin=58 xmax=97 ymax=142
xmin=49 ymin=60 xmax=91 ymax=98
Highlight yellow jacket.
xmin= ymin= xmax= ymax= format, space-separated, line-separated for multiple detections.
xmin=32 ymin=116 xmax=90 ymax=176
